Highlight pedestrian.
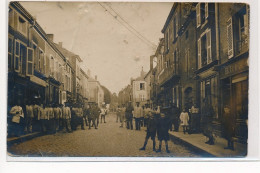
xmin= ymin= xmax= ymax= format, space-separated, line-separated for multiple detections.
xmin=223 ymin=105 xmax=235 ymax=150
xmin=125 ymin=102 xmax=133 ymax=130
xmin=143 ymin=104 xmax=151 ymax=127
xmin=78 ymin=105 xmax=85 ymax=130
xmin=53 ymin=104 xmax=62 ymax=133
xmin=133 ymin=102 xmax=143 ymax=130
xmin=116 ymin=106 xmax=120 ymax=123
xmin=139 ymin=110 xmax=157 ymax=151
xmin=180 ymin=108 xmax=189 ymax=134
xmin=120 ymin=105 xmax=126 ymax=128
xmin=48 ymin=104 xmax=55 ymax=134
xmin=171 ymin=103 xmax=180 ymax=132
xmin=71 ymin=104 xmax=77 ymax=131
xmin=88 ymin=103 xmax=98 ymax=129
xmin=8 ymin=102 xmax=25 ymax=137
xmin=32 ymin=101 xmax=41 ymax=132
xmin=39 ymin=105 xmax=47 ymax=134
xmin=100 ymin=106 xmax=106 ymax=123
xmin=189 ymin=104 xmax=200 ymax=133
xmin=201 ymin=98 xmax=215 ymax=145
xmin=25 ymin=102 xmax=34 ymax=133
xmin=62 ymin=103 xmax=72 ymax=133
xmin=83 ymin=104 xmax=90 ymax=127
xmin=156 ymin=113 xmax=170 ymax=153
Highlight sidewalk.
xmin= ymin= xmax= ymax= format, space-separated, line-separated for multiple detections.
xmin=169 ymin=130 xmax=247 ymax=157
xmin=7 ymin=132 xmax=42 ymax=146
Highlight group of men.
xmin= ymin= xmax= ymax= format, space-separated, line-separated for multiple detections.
xmin=8 ymin=101 xmax=108 ymax=137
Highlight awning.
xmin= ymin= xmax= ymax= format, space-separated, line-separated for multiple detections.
xmin=30 ymin=76 xmax=47 ymax=87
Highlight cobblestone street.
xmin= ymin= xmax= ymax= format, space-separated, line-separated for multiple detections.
xmin=8 ymin=113 xmax=199 ymax=157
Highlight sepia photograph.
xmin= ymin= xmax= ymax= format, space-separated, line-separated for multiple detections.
xmin=6 ymin=1 xmax=250 ymax=159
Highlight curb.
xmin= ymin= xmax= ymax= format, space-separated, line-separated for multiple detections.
xmin=169 ymin=133 xmax=216 ymax=157
xmin=7 ymin=132 xmax=43 ymax=146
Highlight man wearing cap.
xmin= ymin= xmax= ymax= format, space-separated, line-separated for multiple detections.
xmin=139 ymin=110 xmax=157 ymax=151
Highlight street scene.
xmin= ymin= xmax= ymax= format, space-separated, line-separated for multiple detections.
xmin=7 ymin=2 xmax=249 ymax=157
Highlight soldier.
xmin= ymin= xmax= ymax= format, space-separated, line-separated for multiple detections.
xmin=133 ymin=102 xmax=143 ymax=130
xmin=78 ymin=104 xmax=85 ymax=130
xmin=125 ymin=102 xmax=133 ymax=130
xmin=25 ymin=102 xmax=34 ymax=133
xmin=39 ymin=105 xmax=47 ymax=134
xmin=88 ymin=103 xmax=97 ymax=129
xmin=32 ymin=101 xmax=41 ymax=132
xmin=143 ymin=104 xmax=151 ymax=127
xmin=83 ymin=103 xmax=90 ymax=127
xmin=100 ymin=105 xmax=106 ymax=123
xmin=119 ymin=105 xmax=126 ymax=128
xmin=71 ymin=104 xmax=78 ymax=131
xmin=156 ymin=113 xmax=171 ymax=153
xmin=62 ymin=103 xmax=72 ymax=133
xmin=139 ymin=110 xmax=157 ymax=151
xmin=53 ymin=104 xmax=62 ymax=133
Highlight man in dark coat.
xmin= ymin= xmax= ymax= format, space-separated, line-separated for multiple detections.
xmin=171 ymin=104 xmax=180 ymax=132
xmin=156 ymin=113 xmax=171 ymax=153
xmin=139 ymin=110 xmax=157 ymax=151
xmin=125 ymin=102 xmax=134 ymax=130
xmin=223 ymin=105 xmax=235 ymax=150
xmin=88 ymin=103 xmax=97 ymax=129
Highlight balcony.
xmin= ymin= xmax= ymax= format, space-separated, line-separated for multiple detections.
xmin=158 ymin=65 xmax=179 ymax=87
xmin=236 ymin=35 xmax=249 ymax=56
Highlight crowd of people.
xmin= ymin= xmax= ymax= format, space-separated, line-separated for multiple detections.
xmin=7 ymin=101 xmax=108 ymax=138
xmin=116 ymin=100 xmax=233 ymax=152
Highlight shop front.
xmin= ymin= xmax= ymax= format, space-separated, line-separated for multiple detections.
xmin=220 ymin=56 xmax=248 ymax=144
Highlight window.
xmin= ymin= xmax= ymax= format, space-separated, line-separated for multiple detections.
xmin=26 ymin=48 xmax=34 ymax=75
xmin=18 ymin=16 xmax=27 ymax=36
xmin=198 ymin=29 xmax=212 ymax=68
xmin=235 ymin=6 xmax=249 ymax=53
xmin=227 ymin=18 xmax=234 ymax=58
xmin=8 ymin=37 xmax=13 ymax=69
xmin=140 ymin=83 xmax=145 ymax=90
xmin=32 ymin=42 xmax=38 ymax=70
xmin=50 ymin=55 xmax=54 ymax=76
xmin=39 ymin=49 xmax=44 ymax=73
xmin=196 ymin=3 xmax=209 ymax=28
xmin=14 ymin=40 xmax=20 ymax=72
xmin=165 ymin=30 xmax=169 ymax=51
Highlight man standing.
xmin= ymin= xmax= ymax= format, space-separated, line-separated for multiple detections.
xmin=171 ymin=103 xmax=180 ymax=132
xmin=88 ymin=103 xmax=98 ymax=129
xmin=25 ymin=102 xmax=34 ymax=133
xmin=125 ymin=102 xmax=133 ymax=130
xmin=119 ymin=105 xmax=126 ymax=128
xmin=100 ymin=106 xmax=106 ymax=123
xmin=139 ymin=110 xmax=157 ymax=151
xmin=78 ymin=105 xmax=85 ymax=130
xmin=62 ymin=103 xmax=72 ymax=133
xmin=133 ymin=102 xmax=143 ymax=130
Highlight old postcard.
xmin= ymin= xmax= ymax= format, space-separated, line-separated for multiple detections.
xmin=6 ymin=1 xmax=251 ymax=159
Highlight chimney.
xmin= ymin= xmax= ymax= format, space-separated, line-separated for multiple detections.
xmin=95 ymin=75 xmax=97 ymax=80
xmin=47 ymin=34 xmax=54 ymax=42
xmin=58 ymin=42 xmax=63 ymax=47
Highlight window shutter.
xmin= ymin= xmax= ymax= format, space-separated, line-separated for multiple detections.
xmin=196 ymin=3 xmax=201 ymax=27
xmin=206 ymin=29 xmax=212 ymax=63
xmin=14 ymin=40 xmax=20 ymax=72
xmin=227 ymin=17 xmax=234 ymax=59
xmin=198 ymin=38 xmax=201 ymax=68
xmin=26 ymin=47 xmax=34 ymax=76
xmin=205 ymin=3 xmax=209 ymax=19
xmin=167 ymin=28 xmax=170 ymax=50
xmin=244 ymin=5 xmax=249 ymax=41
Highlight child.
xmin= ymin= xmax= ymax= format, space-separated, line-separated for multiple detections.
xmin=156 ymin=113 xmax=170 ymax=153
xmin=180 ymin=108 xmax=189 ymax=134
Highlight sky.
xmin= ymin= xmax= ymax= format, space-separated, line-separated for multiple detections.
xmin=20 ymin=1 xmax=173 ymax=94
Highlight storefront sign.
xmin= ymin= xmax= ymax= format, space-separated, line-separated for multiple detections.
xmin=220 ymin=58 xmax=248 ymax=79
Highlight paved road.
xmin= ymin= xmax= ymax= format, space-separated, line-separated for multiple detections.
xmin=8 ymin=113 xmax=200 ymax=157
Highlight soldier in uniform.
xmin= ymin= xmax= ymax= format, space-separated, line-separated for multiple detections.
xmin=78 ymin=104 xmax=85 ymax=130
xmin=125 ymin=102 xmax=133 ymax=130
xmin=62 ymin=103 xmax=72 ymax=133
xmin=25 ymin=102 xmax=34 ymax=133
